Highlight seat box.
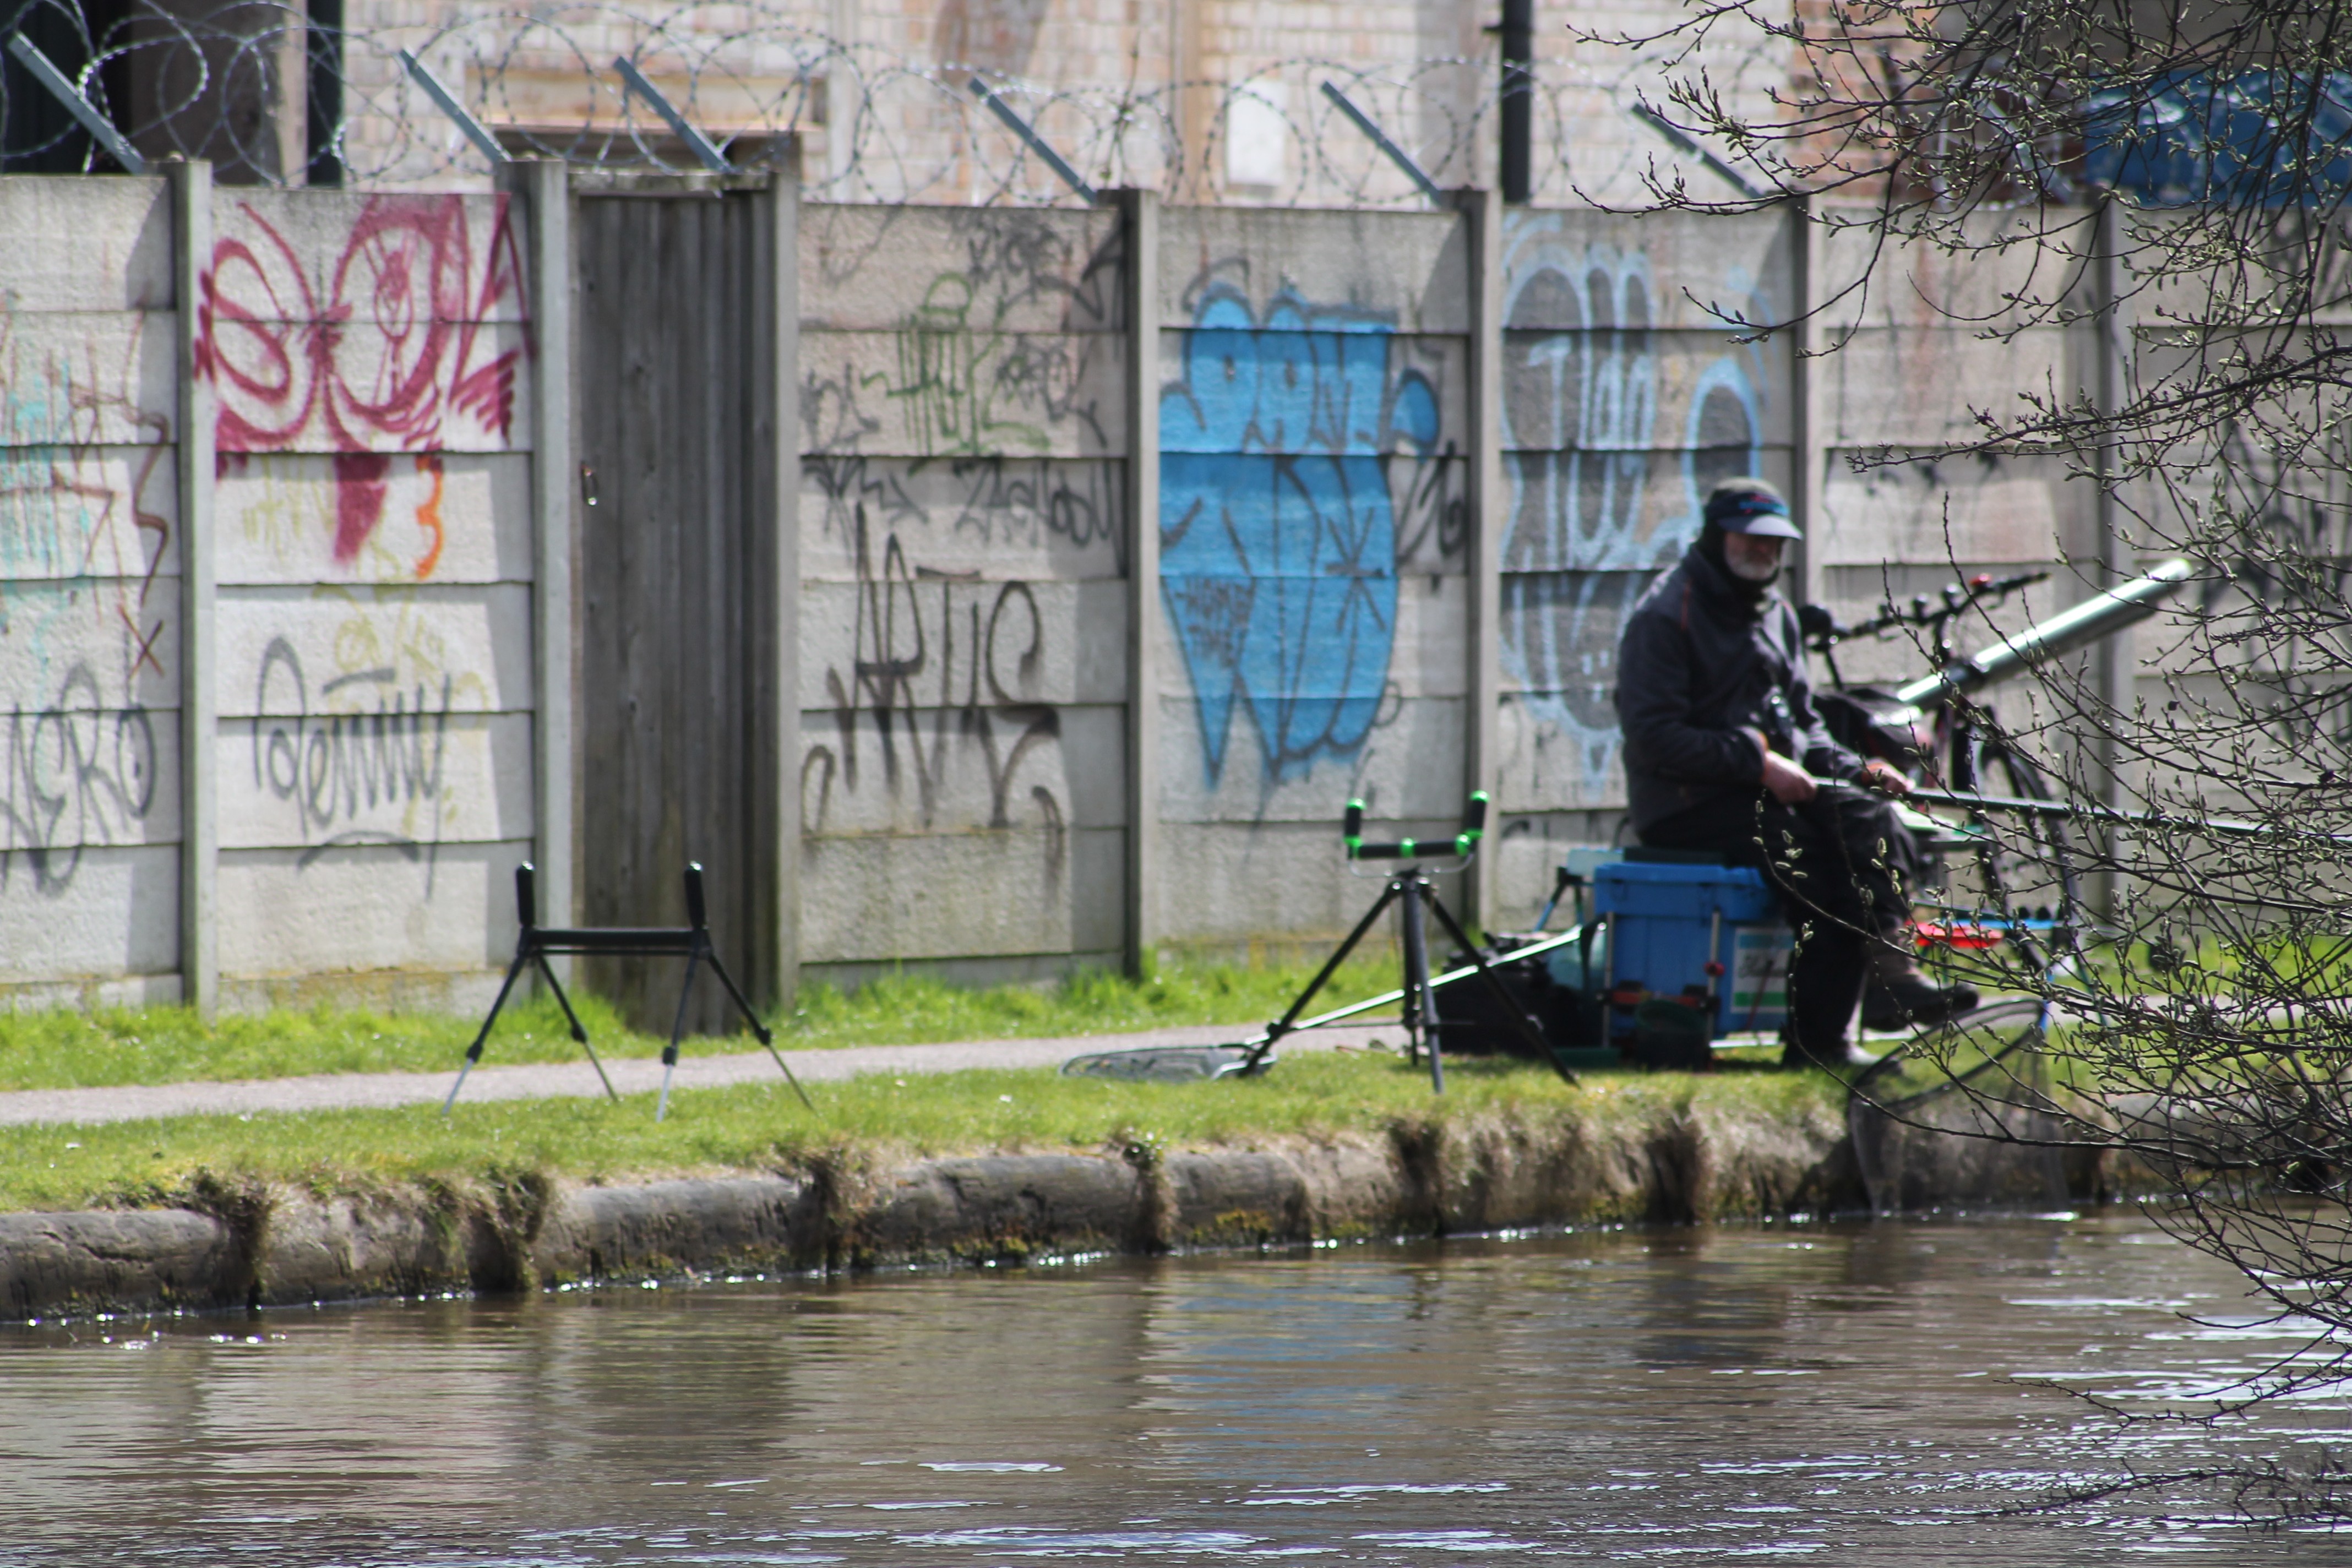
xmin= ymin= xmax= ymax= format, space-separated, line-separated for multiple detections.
xmin=1593 ymin=860 xmax=1778 ymax=922
xmin=1592 ymin=861 xmax=1790 ymax=1041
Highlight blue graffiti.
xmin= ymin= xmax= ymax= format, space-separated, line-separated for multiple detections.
xmin=1500 ymin=245 xmax=1659 ymax=574
xmin=1497 ymin=227 xmax=1771 ymax=796
xmin=1159 ymin=288 xmax=1439 ymax=786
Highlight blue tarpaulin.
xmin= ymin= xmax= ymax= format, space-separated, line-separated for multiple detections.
xmin=2083 ymin=71 xmax=2352 ymax=207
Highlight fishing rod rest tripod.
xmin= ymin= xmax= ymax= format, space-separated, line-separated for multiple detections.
xmin=444 ymin=861 xmax=812 ymax=1121
xmin=1236 ymin=792 xmax=1570 ymax=1091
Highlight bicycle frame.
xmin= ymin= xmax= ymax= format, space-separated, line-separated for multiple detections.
xmin=1802 ymin=560 xmax=2190 ymax=997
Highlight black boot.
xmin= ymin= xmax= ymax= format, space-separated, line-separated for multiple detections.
xmin=1860 ymin=955 xmax=1979 ymax=1032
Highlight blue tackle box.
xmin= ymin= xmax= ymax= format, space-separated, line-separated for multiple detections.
xmin=1591 ymin=859 xmax=1794 ymax=1041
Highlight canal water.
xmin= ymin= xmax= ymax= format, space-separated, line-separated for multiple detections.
xmin=2 ymin=1215 xmax=2343 ymax=1562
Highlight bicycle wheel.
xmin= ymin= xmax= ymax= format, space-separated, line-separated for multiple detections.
xmin=1986 ymin=738 xmax=2081 ymax=939
xmin=1926 ymin=727 xmax=2084 ymax=984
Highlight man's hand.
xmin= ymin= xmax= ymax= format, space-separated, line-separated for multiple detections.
xmin=1859 ymin=758 xmax=1913 ymax=798
xmin=1745 ymin=726 xmax=1819 ymax=804
xmin=1761 ymin=750 xmax=1819 ymax=804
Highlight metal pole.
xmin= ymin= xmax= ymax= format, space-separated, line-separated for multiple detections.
xmin=172 ymin=161 xmax=217 ymax=1019
xmin=764 ymin=165 xmax=804 ymax=1011
xmin=1497 ymin=0 xmax=1532 ymax=203
xmin=1627 ymin=100 xmax=1766 ymax=201
xmin=304 ymin=0 xmax=345 ymax=185
xmin=1320 ymin=81 xmax=1444 ymax=205
xmin=533 ymin=954 xmax=619 ymax=1103
xmin=1907 ymin=786 xmax=2341 ymax=844
xmin=1787 ymin=193 xmax=1823 ymax=614
xmin=524 ymin=160 xmax=577 ymax=981
xmin=966 ymin=76 xmax=1098 ymax=202
xmin=1462 ymin=186 xmax=1504 ymax=932
xmin=1888 ymin=558 xmax=2190 ymax=711
xmin=613 ymin=57 xmax=732 ymax=173
xmin=444 ymin=952 xmax=529 ymax=1114
xmin=400 ymin=48 xmax=508 ymax=167
xmin=2092 ymin=193 xmax=2134 ymax=922
xmin=656 ymin=949 xmax=701 ymax=1123
xmin=1424 ymin=892 xmax=1570 ymax=1082
xmin=1401 ymin=874 xmax=1442 ymax=1092
xmin=1237 ymin=881 xmax=1404 ymax=1074
xmin=1120 ymin=187 xmax=1161 ymax=978
xmin=6 ymin=32 xmax=148 ymax=173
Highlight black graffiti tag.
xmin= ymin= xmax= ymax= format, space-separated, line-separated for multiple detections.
xmin=799 ymin=505 xmax=1067 ymax=884
xmin=252 ymin=635 xmax=453 ymax=868
xmin=0 ymin=664 xmax=156 ymax=894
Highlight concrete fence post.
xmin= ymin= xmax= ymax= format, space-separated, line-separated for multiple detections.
xmin=1787 ymin=194 xmax=1824 ymax=613
xmin=522 ymin=159 xmax=576 ymax=949
xmin=768 ymin=164 xmax=804 ymax=1009
xmin=172 ymin=160 xmax=217 ymax=1020
xmin=1119 ymin=187 xmax=1161 ymax=977
xmin=1457 ymin=187 xmax=1503 ymax=932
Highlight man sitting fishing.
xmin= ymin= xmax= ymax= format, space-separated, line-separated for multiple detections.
xmin=1613 ymin=477 xmax=1978 ymax=1069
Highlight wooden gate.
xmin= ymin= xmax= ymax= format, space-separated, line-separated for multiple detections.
xmin=572 ymin=173 xmax=793 ymax=1034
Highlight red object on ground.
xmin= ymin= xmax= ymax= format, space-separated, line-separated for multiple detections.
xmin=1912 ymin=922 xmax=2005 ymax=950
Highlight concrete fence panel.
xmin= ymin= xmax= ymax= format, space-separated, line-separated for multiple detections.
xmin=0 ymin=175 xmax=183 ymax=1006
xmin=1489 ymin=208 xmax=1798 ymax=919
xmin=1151 ymin=206 xmax=1474 ymax=952
xmin=201 ymin=188 xmax=538 ymax=1011
xmin=798 ymin=203 xmax=1129 ymax=987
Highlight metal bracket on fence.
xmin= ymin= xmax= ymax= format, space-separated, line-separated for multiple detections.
xmin=966 ymin=75 xmax=1097 ymax=203
xmin=1319 ymin=81 xmax=1442 ymax=206
xmin=7 ymin=32 xmax=148 ymax=175
xmin=1628 ymin=100 xmax=1768 ymax=201
xmin=399 ymin=48 xmax=509 ymax=167
xmin=614 ymin=57 xmax=732 ymax=174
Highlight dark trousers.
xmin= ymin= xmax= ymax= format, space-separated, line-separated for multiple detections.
xmin=1642 ymin=786 xmax=1912 ymax=1054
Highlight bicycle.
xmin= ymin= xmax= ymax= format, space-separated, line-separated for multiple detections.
xmin=1799 ymin=571 xmax=2084 ymax=987
xmin=1787 ymin=554 xmax=2192 ymax=1043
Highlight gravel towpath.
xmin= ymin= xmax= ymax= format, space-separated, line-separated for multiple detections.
xmin=0 ymin=1021 xmax=1402 ymax=1128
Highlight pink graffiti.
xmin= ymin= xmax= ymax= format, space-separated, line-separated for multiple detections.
xmin=331 ymin=451 xmax=390 ymax=563
xmin=197 ymin=195 xmax=526 ymax=561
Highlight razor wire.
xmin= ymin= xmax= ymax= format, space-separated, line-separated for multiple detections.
xmin=0 ymin=0 xmax=1790 ymax=205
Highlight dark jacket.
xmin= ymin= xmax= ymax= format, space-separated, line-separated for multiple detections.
xmin=1614 ymin=547 xmax=1863 ymax=835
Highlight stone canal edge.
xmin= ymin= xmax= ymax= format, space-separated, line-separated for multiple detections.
xmin=0 ymin=1098 xmax=2126 ymax=1321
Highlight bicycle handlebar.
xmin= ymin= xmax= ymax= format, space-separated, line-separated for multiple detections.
xmin=1801 ymin=569 xmax=2050 ymax=652
xmin=1344 ymin=792 xmax=1488 ymax=863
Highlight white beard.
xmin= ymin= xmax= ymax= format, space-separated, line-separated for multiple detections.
xmin=1725 ymin=549 xmax=1781 ymax=584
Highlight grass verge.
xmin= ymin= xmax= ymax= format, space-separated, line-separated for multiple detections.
xmin=0 ymin=952 xmax=1407 ymax=1095
xmin=0 ymin=1052 xmax=1843 ymax=1215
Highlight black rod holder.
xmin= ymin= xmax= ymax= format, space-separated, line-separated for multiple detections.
xmin=444 ymin=862 xmax=814 ymax=1120
xmin=1237 ymin=794 xmax=1570 ymax=1090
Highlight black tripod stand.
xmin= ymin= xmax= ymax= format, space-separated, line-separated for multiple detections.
xmin=1236 ymin=793 xmax=1571 ymax=1090
xmin=444 ymin=861 xmax=813 ymax=1122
